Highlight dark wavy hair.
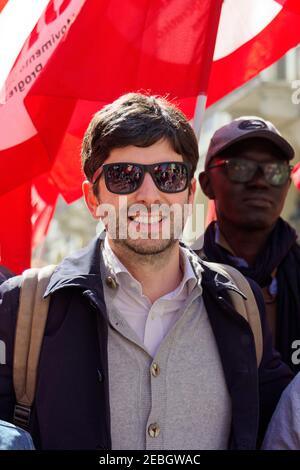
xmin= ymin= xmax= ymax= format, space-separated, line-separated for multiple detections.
xmin=81 ymin=93 xmax=199 ymax=193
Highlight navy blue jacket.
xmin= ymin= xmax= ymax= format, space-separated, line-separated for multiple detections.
xmin=0 ymin=237 xmax=292 ymax=449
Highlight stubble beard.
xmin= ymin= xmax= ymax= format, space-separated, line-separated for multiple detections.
xmin=111 ymin=210 xmax=186 ymax=263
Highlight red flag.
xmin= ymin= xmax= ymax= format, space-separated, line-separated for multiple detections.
xmin=0 ymin=0 xmax=83 ymax=271
xmin=0 ymin=0 xmax=223 ymax=271
xmin=0 ymin=175 xmax=58 ymax=273
xmin=31 ymin=174 xmax=59 ymax=249
xmin=0 ymin=0 xmax=85 ymax=197
xmin=1 ymin=0 xmax=222 ymax=199
xmin=2 ymin=0 xmax=298 ymax=201
xmin=292 ymin=163 xmax=300 ymax=191
xmin=207 ymin=0 xmax=300 ymax=105
xmin=0 ymin=183 xmax=32 ymax=273
xmin=1 ymin=0 xmax=300 ymax=271
xmin=0 ymin=0 xmax=8 ymax=11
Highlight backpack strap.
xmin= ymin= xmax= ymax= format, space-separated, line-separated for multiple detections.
xmin=13 ymin=265 xmax=56 ymax=429
xmin=203 ymin=261 xmax=263 ymax=367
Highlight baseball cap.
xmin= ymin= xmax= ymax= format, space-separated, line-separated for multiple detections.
xmin=205 ymin=116 xmax=295 ymax=169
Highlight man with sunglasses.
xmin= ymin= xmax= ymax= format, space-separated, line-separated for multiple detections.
xmin=199 ymin=116 xmax=300 ymax=373
xmin=0 ymin=97 xmax=292 ymax=450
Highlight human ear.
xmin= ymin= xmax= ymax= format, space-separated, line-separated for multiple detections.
xmin=199 ymin=171 xmax=215 ymax=200
xmin=82 ymin=180 xmax=100 ymax=219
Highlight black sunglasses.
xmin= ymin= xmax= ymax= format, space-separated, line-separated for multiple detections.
xmin=92 ymin=161 xmax=191 ymax=194
xmin=208 ymin=158 xmax=292 ymax=187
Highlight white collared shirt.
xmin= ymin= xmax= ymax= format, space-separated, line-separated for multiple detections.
xmin=102 ymin=236 xmax=200 ymax=356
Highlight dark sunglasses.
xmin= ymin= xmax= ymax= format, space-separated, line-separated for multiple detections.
xmin=92 ymin=161 xmax=191 ymax=194
xmin=208 ymin=158 xmax=293 ymax=187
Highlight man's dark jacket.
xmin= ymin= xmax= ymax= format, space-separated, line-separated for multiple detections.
xmin=0 ymin=237 xmax=292 ymax=450
xmin=201 ymin=219 xmax=300 ymax=372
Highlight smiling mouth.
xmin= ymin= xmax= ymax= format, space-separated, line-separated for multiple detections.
xmin=128 ymin=214 xmax=164 ymax=224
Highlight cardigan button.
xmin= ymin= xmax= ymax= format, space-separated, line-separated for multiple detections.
xmin=148 ymin=423 xmax=160 ymax=438
xmin=151 ymin=362 xmax=160 ymax=377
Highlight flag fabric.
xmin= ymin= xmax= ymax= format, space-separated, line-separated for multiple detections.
xmin=31 ymin=174 xmax=59 ymax=250
xmin=0 ymin=0 xmax=8 ymax=11
xmin=0 ymin=0 xmax=223 ymax=271
xmin=292 ymin=163 xmax=300 ymax=191
xmin=0 ymin=0 xmax=85 ymax=271
xmin=0 ymin=183 xmax=32 ymax=273
xmin=207 ymin=0 xmax=300 ymax=106
xmin=1 ymin=0 xmax=300 ymax=271
xmin=1 ymin=0 xmax=223 ymax=199
xmin=0 ymin=0 xmax=85 ymax=196
xmin=0 ymin=175 xmax=58 ymax=274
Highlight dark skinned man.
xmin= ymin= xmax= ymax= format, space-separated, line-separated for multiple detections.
xmin=198 ymin=116 xmax=300 ymax=372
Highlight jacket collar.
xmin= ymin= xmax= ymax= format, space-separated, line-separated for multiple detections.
xmin=182 ymin=244 xmax=246 ymax=298
xmin=44 ymin=236 xmax=104 ymax=297
xmin=45 ymin=235 xmax=245 ymax=299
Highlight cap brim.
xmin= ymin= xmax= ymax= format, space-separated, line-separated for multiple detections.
xmin=211 ymin=130 xmax=294 ymax=163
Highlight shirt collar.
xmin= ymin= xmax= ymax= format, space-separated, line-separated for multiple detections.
xmin=178 ymin=246 xmax=199 ymax=295
xmin=103 ymin=236 xmax=131 ymax=277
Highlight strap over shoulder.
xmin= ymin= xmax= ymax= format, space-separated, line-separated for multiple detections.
xmin=203 ymin=261 xmax=263 ymax=367
xmin=13 ymin=265 xmax=56 ymax=429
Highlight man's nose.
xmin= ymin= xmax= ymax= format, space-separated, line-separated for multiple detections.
xmin=134 ymin=172 xmax=161 ymax=203
xmin=247 ymin=166 xmax=270 ymax=188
